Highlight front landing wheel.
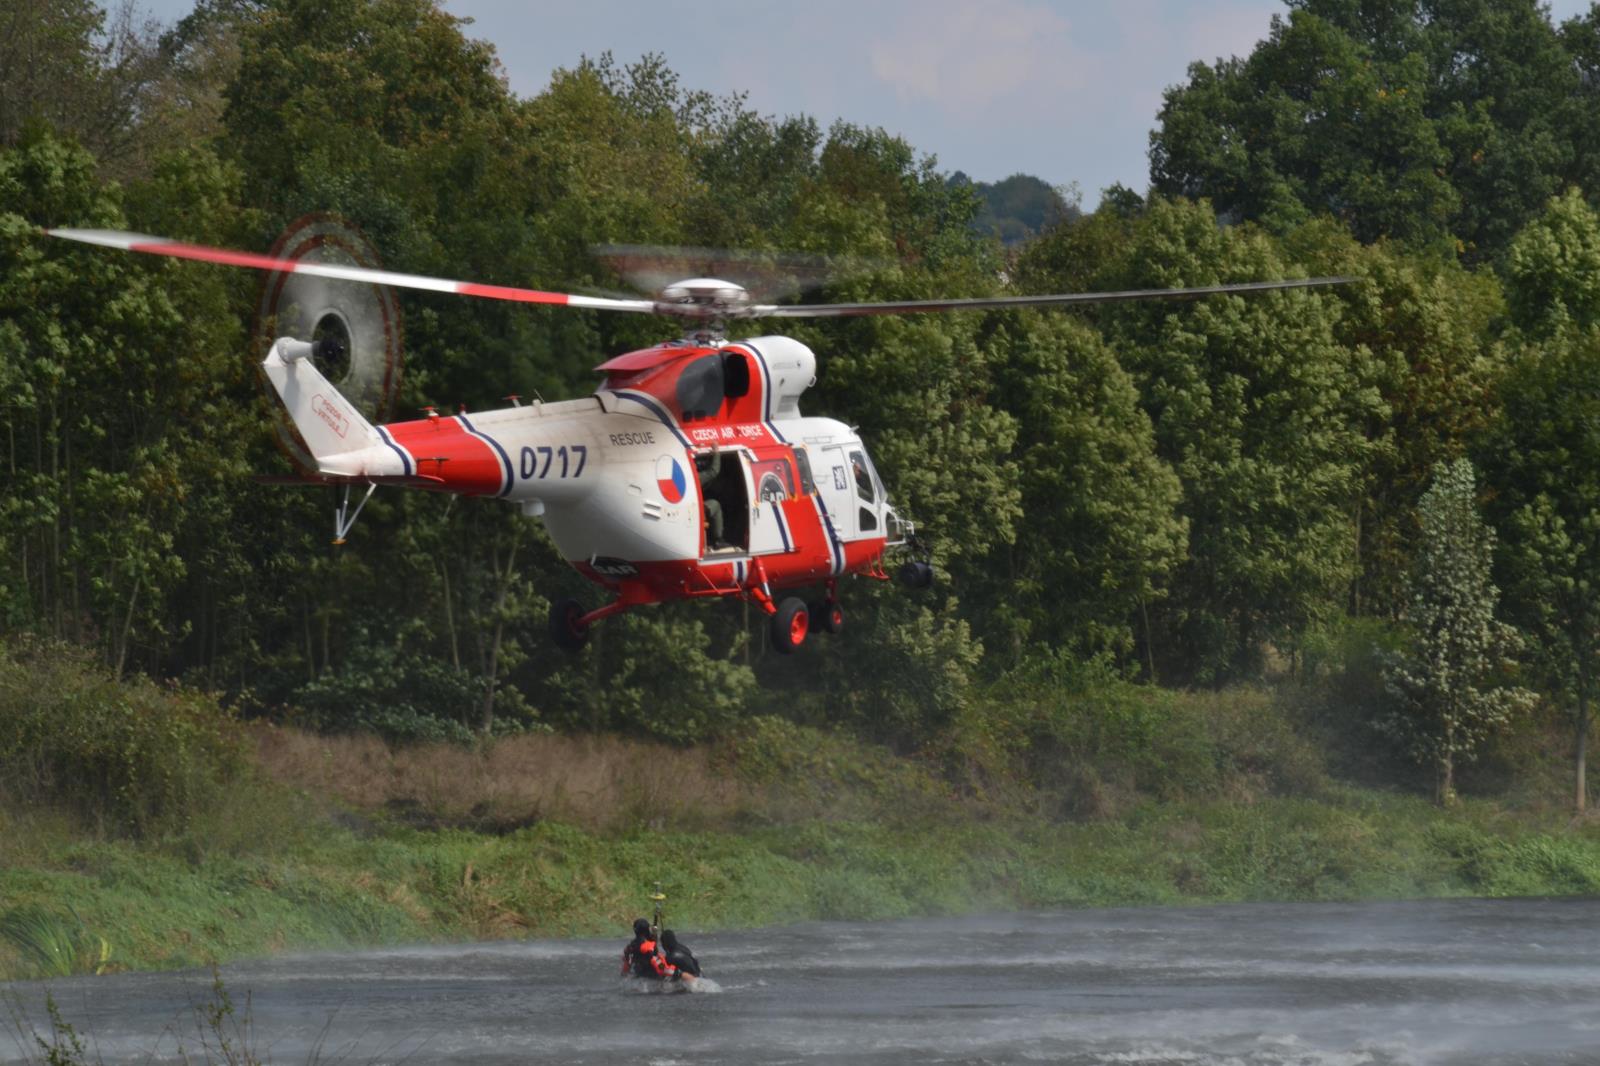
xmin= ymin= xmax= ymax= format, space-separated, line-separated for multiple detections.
xmin=771 ymin=597 xmax=809 ymax=654
xmin=549 ymin=597 xmax=590 ymax=652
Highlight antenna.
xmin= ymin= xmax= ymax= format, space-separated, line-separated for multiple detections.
xmin=650 ymin=881 xmax=667 ymax=937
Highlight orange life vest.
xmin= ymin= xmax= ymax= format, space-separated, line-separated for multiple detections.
xmin=630 ymin=938 xmax=675 ymax=978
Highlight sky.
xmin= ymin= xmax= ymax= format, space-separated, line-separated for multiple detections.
xmin=137 ymin=0 xmax=1596 ymax=209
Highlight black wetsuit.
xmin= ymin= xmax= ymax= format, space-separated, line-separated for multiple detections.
xmin=664 ymin=942 xmax=701 ymax=977
xmin=622 ymin=936 xmax=665 ymax=978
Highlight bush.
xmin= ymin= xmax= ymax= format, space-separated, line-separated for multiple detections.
xmin=0 ymin=641 xmax=249 ymax=838
xmin=947 ymin=654 xmax=1329 ymax=818
xmin=1293 ymin=613 xmax=1430 ymax=788
xmin=290 ymin=633 xmax=534 ymax=743
xmin=722 ymin=716 xmax=953 ymax=823
xmin=539 ymin=611 xmax=755 ymax=744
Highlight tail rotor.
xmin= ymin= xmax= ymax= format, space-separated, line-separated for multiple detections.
xmin=255 ymin=215 xmax=403 ymax=473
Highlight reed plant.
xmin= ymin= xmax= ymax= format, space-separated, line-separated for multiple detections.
xmin=0 ymin=906 xmax=111 ymax=979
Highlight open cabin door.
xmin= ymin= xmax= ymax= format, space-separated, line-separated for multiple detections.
xmin=695 ymin=446 xmax=749 ymax=556
xmin=746 ymin=447 xmax=801 ymax=556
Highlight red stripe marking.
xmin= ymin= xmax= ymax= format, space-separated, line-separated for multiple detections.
xmin=382 ymin=417 xmax=503 ymax=495
xmin=131 ymin=240 xmax=301 ymax=271
xmin=457 ymin=282 xmax=570 ymax=305
xmin=778 ymin=498 xmax=835 ymax=579
xmin=129 ymin=240 xmax=574 ymax=306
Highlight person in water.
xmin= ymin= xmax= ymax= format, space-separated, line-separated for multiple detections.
xmin=660 ymin=929 xmax=701 ymax=978
xmin=620 ymin=918 xmax=675 ymax=979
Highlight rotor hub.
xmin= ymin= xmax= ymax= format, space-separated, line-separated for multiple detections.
xmin=653 ymin=277 xmax=751 ymax=319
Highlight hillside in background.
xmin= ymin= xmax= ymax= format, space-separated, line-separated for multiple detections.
xmin=950 ymin=171 xmax=1080 ymax=247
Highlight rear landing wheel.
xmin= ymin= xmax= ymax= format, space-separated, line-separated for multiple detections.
xmin=809 ymin=599 xmax=844 ymax=635
xmin=549 ymin=597 xmax=590 ymax=652
xmin=772 ymin=597 xmax=809 ymax=654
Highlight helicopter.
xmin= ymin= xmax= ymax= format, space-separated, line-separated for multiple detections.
xmin=45 ymin=223 xmax=1347 ymax=654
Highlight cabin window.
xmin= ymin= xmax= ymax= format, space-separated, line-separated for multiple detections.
xmin=793 ymin=448 xmax=817 ymax=495
xmin=676 ymin=355 xmax=724 ymax=421
xmin=720 ymin=350 xmax=751 ymax=398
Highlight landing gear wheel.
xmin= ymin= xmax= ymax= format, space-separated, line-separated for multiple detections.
xmin=549 ymin=597 xmax=590 ymax=652
xmin=809 ymin=599 xmax=844 ymax=635
xmin=772 ymin=597 xmax=809 ymax=654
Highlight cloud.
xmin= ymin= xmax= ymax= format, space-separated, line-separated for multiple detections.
xmin=865 ymin=0 xmax=1083 ymax=116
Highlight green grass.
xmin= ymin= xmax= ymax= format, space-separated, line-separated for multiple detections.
xmin=5 ymin=644 xmax=1600 ymax=981
xmin=5 ymin=788 xmax=1600 ymax=980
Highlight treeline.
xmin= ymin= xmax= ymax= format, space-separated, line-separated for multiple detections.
xmin=3 ymin=0 xmax=1600 ymax=806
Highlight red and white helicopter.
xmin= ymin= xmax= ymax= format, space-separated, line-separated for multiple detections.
xmin=47 ymin=224 xmax=1345 ymax=653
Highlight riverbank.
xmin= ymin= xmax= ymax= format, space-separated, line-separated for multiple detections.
xmin=5 ymin=646 xmax=1600 ymax=981
xmin=5 ymin=785 xmax=1600 ymax=980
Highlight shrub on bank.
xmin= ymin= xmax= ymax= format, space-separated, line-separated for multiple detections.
xmin=939 ymin=661 xmax=1329 ymax=818
xmin=0 ymin=642 xmax=248 ymax=838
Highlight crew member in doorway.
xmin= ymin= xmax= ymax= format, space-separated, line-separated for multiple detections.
xmin=661 ymin=929 xmax=701 ymax=977
xmin=696 ymin=448 xmax=725 ymax=549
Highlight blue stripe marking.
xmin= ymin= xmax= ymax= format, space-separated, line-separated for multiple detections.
xmin=457 ymin=414 xmax=514 ymax=498
xmin=813 ymin=493 xmax=845 ymax=575
xmin=773 ymin=502 xmax=793 ymax=552
xmin=739 ymin=341 xmax=788 ymax=443
xmin=612 ymin=389 xmax=690 ymax=446
xmin=375 ymin=425 xmax=412 ymax=477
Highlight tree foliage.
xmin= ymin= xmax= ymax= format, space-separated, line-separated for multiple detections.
xmin=1480 ymin=324 xmax=1600 ymax=812
xmin=1151 ymin=0 xmax=1600 ymax=260
xmin=1379 ymin=459 xmax=1533 ymax=804
xmin=1026 ymin=198 xmax=1384 ymax=682
xmin=1 ymin=0 xmax=1595 ymax=789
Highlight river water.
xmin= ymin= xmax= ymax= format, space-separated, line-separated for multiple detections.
xmin=5 ymin=897 xmax=1599 ymax=1065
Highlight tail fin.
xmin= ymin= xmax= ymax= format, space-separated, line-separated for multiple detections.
xmin=262 ymin=338 xmax=382 ymax=461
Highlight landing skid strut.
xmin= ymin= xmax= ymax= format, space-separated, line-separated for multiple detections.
xmin=333 ymin=482 xmax=377 ymax=545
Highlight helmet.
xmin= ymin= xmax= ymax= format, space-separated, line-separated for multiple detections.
xmin=661 ymin=930 xmax=679 ymax=949
xmin=633 ymin=918 xmax=651 ymax=937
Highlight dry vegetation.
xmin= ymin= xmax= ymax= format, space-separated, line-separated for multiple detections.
xmin=249 ymin=724 xmax=756 ymax=833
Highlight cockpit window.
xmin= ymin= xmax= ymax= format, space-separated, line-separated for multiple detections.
xmin=849 ymin=450 xmax=876 ymax=503
xmin=676 ymin=354 xmax=724 ymax=422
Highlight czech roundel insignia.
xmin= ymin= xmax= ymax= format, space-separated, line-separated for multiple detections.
xmin=656 ymin=455 xmax=687 ymax=503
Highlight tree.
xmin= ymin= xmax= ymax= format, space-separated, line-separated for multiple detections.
xmin=1379 ymin=458 xmax=1533 ymax=804
xmin=0 ymin=0 xmax=232 ymax=183
xmin=1151 ymin=0 xmax=1600 ymax=261
xmin=981 ymin=312 xmax=1186 ymax=672
xmin=1027 ymin=198 xmax=1383 ymax=683
xmin=1480 ymin=328 xmax=1600 ymax=813
xmin=0 ymin=133 xmax=258 ymax=677
xmin=1501 ymin=187 xmax=1600 ymax=338
xmin=1484 ymin=189 xmax=1600 ymax=812
xmin=1151 ymin=8 xmax=1458 ymax=250
xmin=1283 ymin=218 xmax=1509 ymax=619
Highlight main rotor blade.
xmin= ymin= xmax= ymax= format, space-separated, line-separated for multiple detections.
xmin=745 ymin=276 xmax=1355 ymax=318
xmin=46 ymin=229 xmax=660 ymax=314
